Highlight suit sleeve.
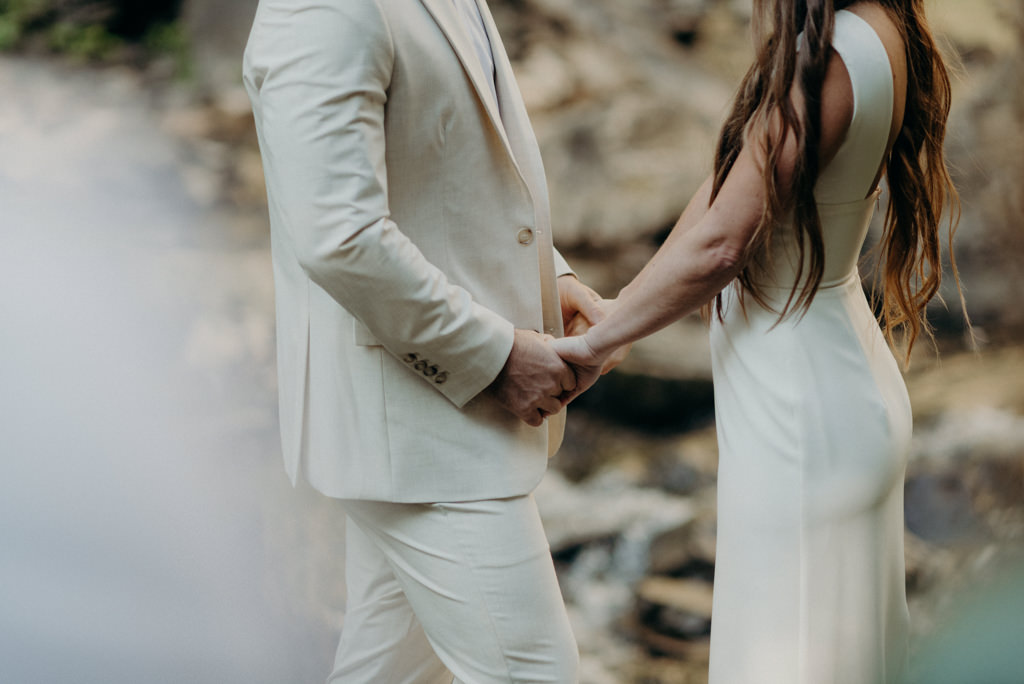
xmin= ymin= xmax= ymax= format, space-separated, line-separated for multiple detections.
xmin=244 ymin=0 xmax=513 ymax=408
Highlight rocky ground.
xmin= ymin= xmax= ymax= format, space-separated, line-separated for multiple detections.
xmin=2 ymin=0 xmax=1023 ymax=682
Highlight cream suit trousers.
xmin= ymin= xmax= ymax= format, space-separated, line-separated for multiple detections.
xmin=329 ymin=495 xmax=579 ymax=684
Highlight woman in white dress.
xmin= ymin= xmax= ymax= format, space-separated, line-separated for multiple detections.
xmin=553 ymin=1 xmax=962 ymax=681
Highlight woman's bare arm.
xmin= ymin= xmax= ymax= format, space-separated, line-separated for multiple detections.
xmin=554 ymin=47 xmax=856 ymax=400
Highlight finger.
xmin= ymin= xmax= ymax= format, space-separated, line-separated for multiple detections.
xmin=561 ymin=365 xmax=602 ymax=405
xmin=548 ymin=336 xmax=569 ymax=354
xmin=536 ymin=395 xmax=562 ymax=418
xmin=565 ymin=312 xmax=591 ymax=337
xmin=558 ymin=362 xmax=577 ymax=393
xmin=516 ymin=400 xmax=544 ymax=426
xmin=600 ymin=343 xmax=632 ymax=374
xmin=569 ymin=285 xmax=606 ymax=325
xmin=549 ymin=335 xmax=579 ymax=361
xmin=550 ymin=336 xmax=590 ymax=369
xmin=559 ymin=386 xmax=584 ymax=407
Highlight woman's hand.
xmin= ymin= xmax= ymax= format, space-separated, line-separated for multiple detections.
xmin=550 ymin=334 xmax=605 ymax=406
xmin=558 ymin=275 xmax=606 ymax=331
xmin=552 ymin=300 xmax=633 ymax=404
xmin=565 ymin=299 xmax=633 ymax=375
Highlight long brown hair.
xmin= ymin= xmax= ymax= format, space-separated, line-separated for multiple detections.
xmin=709 ymin=0 xmax=961 ymax=359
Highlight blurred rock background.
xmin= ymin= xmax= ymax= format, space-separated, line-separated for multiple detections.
xmin=1 ymin=0 xmax=1022 ymax=682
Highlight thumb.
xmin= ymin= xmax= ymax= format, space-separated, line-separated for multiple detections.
xmin=549 ymin=335 xmax=579 ymax=361
xmin=572 ymin=289 xmax=606 ymax=325
xmin=551 ymin=335 xmax=600 ymax=366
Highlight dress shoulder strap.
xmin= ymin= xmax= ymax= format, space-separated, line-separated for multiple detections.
xmin=816 ymin=10 xmax=895 ymax=202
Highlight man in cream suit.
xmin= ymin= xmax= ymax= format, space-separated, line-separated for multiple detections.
xmin=243 ymin=0 xmax=606 ymax=681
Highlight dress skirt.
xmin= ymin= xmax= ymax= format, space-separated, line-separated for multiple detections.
xmin=707 ymin=272 xmax=912 ymax=684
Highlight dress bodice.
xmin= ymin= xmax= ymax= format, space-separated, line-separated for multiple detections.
xmin=767 ymin=10 xmax=895 ymax=291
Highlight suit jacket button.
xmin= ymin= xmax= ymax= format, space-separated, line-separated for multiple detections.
xmin=434 ymin=372 xmax=448 ymax=384
xmin=403 ymin=353 xmax=418 ymax=364
xmin=517 ymin=228 xmax=534 ymax=245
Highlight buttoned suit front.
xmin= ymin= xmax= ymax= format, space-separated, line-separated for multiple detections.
xmin=243 ymin=0 xmax=579 ymax=680
xmin=243 ymin=0 xmax=571 ymax=505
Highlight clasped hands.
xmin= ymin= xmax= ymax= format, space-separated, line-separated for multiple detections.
xmin=488 ymin=276 xmax=630 ymax=426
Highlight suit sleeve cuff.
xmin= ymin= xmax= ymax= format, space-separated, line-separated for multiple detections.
xmin=436 ymin=309 xmax=515 ymax=409
xmin=553 ymin=248 xmax=574 ymax=279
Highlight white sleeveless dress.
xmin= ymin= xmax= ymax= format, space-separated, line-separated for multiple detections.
xmin=707 ymin=12 xmax=911 ymax=684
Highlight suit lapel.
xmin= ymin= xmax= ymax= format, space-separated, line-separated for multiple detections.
xmin=418 ymin=0 xmax=516 ymax=163
xmin=471 ymin=0 xmax=546 ymax=204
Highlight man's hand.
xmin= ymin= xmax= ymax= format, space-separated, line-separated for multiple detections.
xmin=558 ymin=275 xmax=605 ymax=331
xmin=488 ymin=329 xmax=576 ymax=426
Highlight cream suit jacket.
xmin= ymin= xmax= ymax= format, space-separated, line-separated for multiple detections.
xmin=242 ymin=0 xmax=572 ymax=502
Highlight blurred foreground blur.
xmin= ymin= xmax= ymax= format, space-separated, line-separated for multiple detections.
xmin=0 ymin=58 xmax=336 ymax=683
